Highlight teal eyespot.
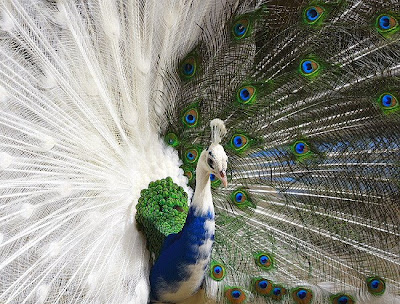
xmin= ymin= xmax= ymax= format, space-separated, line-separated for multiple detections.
xmin=254 ymin=278 xmax=273 ymax=295
xmin=229 ymin=133 xmax=251 ymax=153
xmin=375 ymin=14 xmax=399 ymax=38
xmin=210 ymin=173 xmax=221 ymax=188
xmin=304 ymin=6 xmax=325 ymax=24
xmin=254 ymin=252 xmax=274 ymax=270
xmin=210 ymin=261 xmax=225 ymax=281
xmin=271 ymin=285 xmax=287 ymax=301
xmin=183 ymin=147 xmax=201 ymax=165
xmin=367 ymin=276 xmax=386 ymax=296
xmin=231 ymin=189 xmax=254 ymax=209
xmin=232 ymin=17 xmax=251 ymax=40
xmin=378 ymin=93 xmax=398 ymax=112
xmin=331 ymin=294 xmax=355 ymax=304
xmin=377 ymin=14 xmax=398 ymax=32
xmin=225 ymin=287 xmax=246 ymax=303
xmin=300 ymin=59 xmax=320 ymax=76
xmin=292 ymin=287 xmax=313 ymax=303
xmin=182 ymin=108 xmax=199 ymax=128
xmin=186 ymin=150 xmax=197 ymax=162
xmin=291 ymin=140 xmax=313 ymax=159
xmin=236 ymin=85 xmax=257 ymax=104
xmin=179 ymin=53 xmax=199 ymax=80
xmin=165 ymin=132 xmax=179 ymax=147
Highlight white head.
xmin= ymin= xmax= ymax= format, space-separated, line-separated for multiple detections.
xmin=199 ymin=119 xmax=228 ymax=187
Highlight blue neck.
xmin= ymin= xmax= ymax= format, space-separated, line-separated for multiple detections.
xmin=150 ymin=204 xmax=215 ymax=302
xmin=150 ymin=155 xmax=215 ymax=302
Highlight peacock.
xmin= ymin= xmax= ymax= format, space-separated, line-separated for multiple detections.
xmin=0 ymin=0 xmax=399 ymax=303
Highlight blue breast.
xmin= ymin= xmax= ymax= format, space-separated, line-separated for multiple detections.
xmin=150 ymin=206 xmax=215 ymax=302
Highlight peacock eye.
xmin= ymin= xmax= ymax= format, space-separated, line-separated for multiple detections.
xmin=210 ymin=262 xmax=225 ymax=281
xmin=366 ymin=276 xmax=386 ymax=295
xmin=254 ymin=252 xmax=273 ymax=270
xmin=377 ymin=14 xmax=398 ymax=31
xmin=184 ymin=148 xmax=199 ymax=164
xmin=291 ymin=140 xmax=312 ymax=159
xmin=300 ymin=59 xmax=320 ymax=76
xmin=380 ymin=93 xmax=398 ymax=109
xmin=295 ymin=141 xmax=308 ymax=154
xmin=232 ymin=18 xmax=250 ymax=39
xmin=231 ymin=134 xmax=248 ymax=151
xmin=292 ymin=287 xmax=313 ymax=304
xmin=331 ymin=294 xmax=355 ymax=304
xmin=164 ymin=132 xmax=179 ymax=147
xmin=236 ymin=85 xmax=256 ymax=104
xmin=225 ymin=288 xmax=246 ymax=303
xmin=254 ymin=278 xmax=272 ymax=295
xmin=304 ymin=6 xmax=324 ymax=24
xmin=182 ymin=108 xmax=199 ymax=128
xmin=179 ymin=54 xmax=199 ymax=80
xmin=271 ymin=285 xmax=287 ymax=300
xmin=207 ymin=158 xmax=214 ymax=169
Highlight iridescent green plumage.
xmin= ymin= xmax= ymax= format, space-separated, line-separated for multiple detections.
xmin=136 ymin=177 xmax=188 ymax=257
xmin=162 ymin=1 xmax=400 ymax=303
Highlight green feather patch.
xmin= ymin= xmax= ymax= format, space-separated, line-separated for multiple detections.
xmin=135 ymin=177 xmax=188 ymax=258
xmin=164 ymin=132 xmax=180 ymax=147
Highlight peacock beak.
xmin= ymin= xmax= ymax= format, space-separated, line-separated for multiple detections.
xmin=219 ymin=170 xmax=228 ymax=188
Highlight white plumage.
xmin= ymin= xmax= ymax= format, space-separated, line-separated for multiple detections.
xmin=0 ymin=0 xmax=225 ymax=302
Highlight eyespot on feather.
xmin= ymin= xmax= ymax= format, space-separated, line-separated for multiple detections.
xmin=254 ymin=252 xmax=273 ymax=270
xmin=179 ymin=53 xmax=199 ymax=80
xmin=366 ymin=276 xmax=386 ymax=295
xmin=165 ymin=132 xmax=179 ymax=147
xmin=236 ymin=85 xmax=256 ymax=104
xmin=232 ymin=18 xmax=250 ymax=39
xmin=378 ymin=93 xmax=398 ymax=111
xmin=270 ymin=284 xmax=287 ymax=300
xmin=300 ymin=59 xmax=320 ymax=76
xmin=210 ymin=261 xmax=225 ymax=281
xmin=304 ymin=6 xmax=325 ymax=24
xmin=182 ymin=108 xmax=199 ymax=127
xmin=254 ymin=278 xmax=273 ymax=295
xmin=292 ymin=287 xmax=313 ymax=304
xmin=331 ymin=293 xmax=355 ymax=304
xmin=224 ymin=287 xmax=246 ymax=303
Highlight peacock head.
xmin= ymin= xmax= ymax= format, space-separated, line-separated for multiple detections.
xmin=199 ymin=119 xmax=228 ymax=187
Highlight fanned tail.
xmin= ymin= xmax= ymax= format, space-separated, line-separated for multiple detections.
xmin=165 ymin=0 xmax=400 ymax=303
